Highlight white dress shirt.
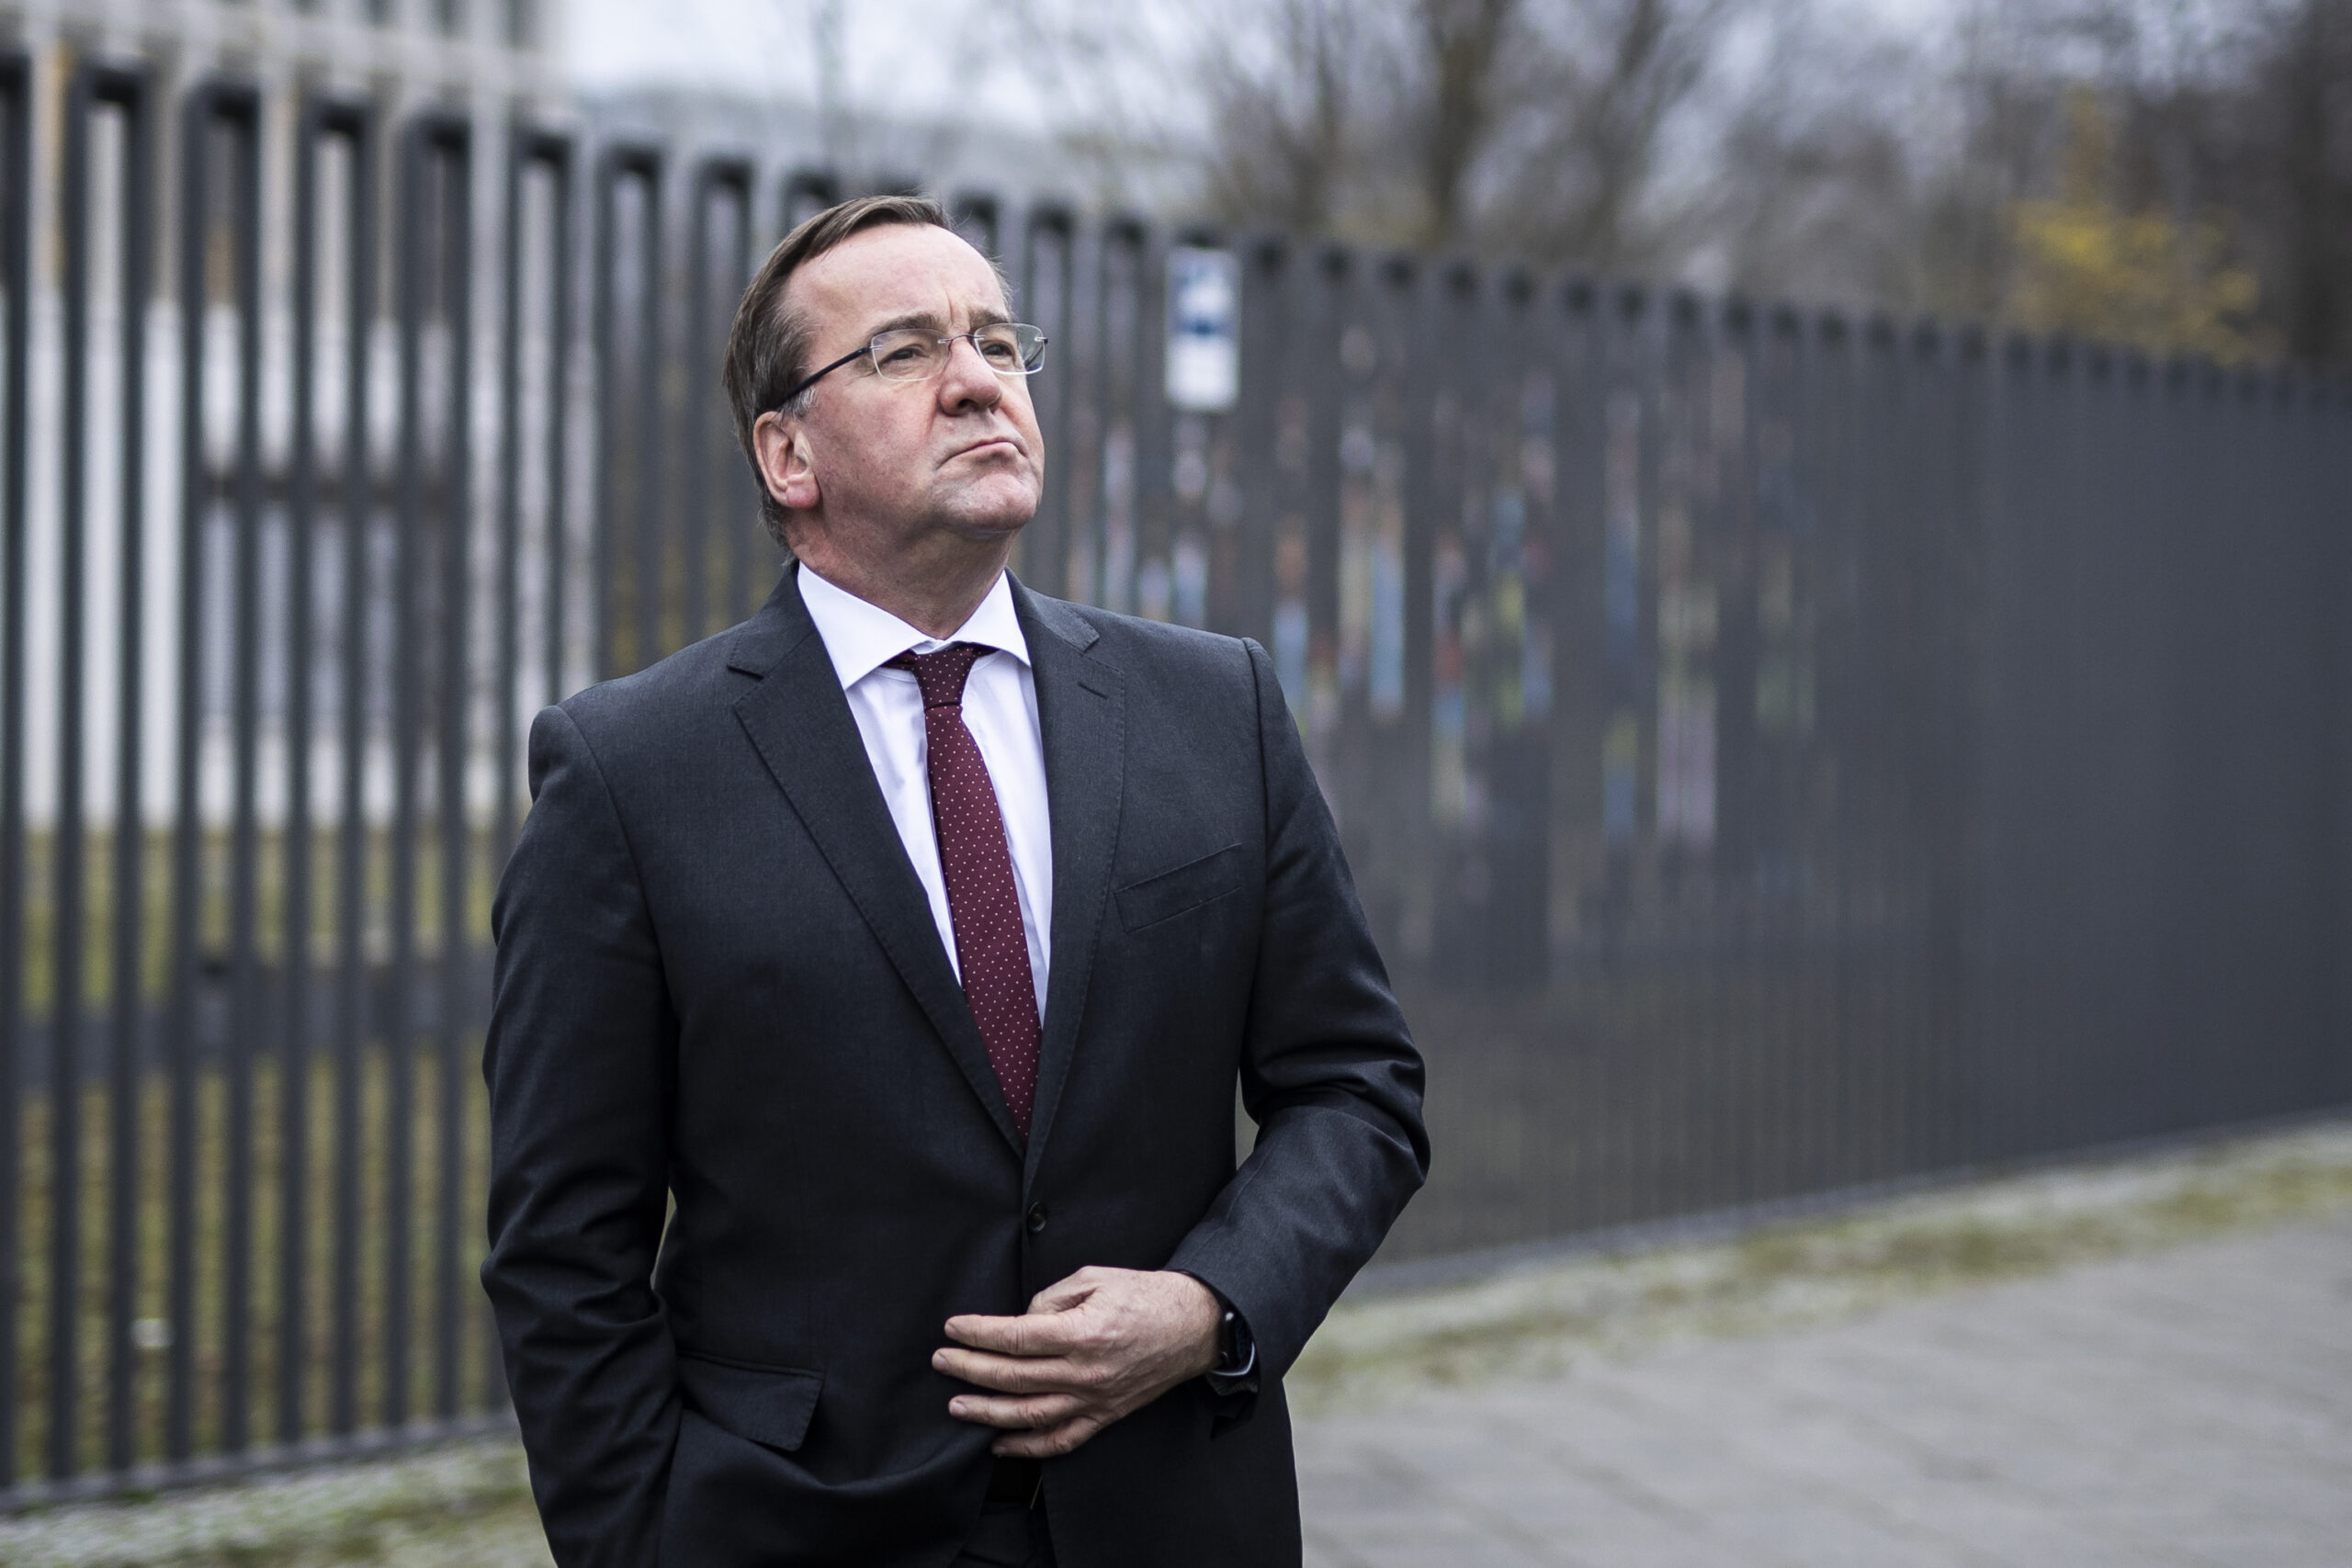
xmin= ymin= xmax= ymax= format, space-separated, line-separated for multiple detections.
xmin=797 ymin=563 xmax=1053 ymax=1017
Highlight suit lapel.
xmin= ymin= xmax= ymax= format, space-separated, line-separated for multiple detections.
xmin=729 ymin=568 xmax=1023 ymax=1153
xmin=1013 ymin=580 xmax=1123 ymax=1177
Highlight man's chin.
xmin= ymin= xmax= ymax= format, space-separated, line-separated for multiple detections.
xmin=935 ymin=486 xmax=1041 ymax=543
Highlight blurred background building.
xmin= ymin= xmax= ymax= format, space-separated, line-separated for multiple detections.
xmin=6 ymin=0 xmax=560 ymax=111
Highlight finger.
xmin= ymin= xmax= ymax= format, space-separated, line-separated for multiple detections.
xmin=989 ymin=1415 xmax=1105 ymax=1460
xmin=944 ymin=1308 xmax=1086 ymax=1356
xmin=946 ymin=1392 xmax=1084 ymax=1430
xmin=932 ymin=1346 xmax=1085 ymax=1393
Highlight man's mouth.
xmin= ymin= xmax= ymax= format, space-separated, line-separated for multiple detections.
xmin=952 ymin=436 xmax=1023 ymax=460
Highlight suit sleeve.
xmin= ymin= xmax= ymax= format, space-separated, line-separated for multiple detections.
xmin=481 ymin=704 xmax=679 ymax=1567
xmin=1164 ymin=639 xmax=1431 ymax=1394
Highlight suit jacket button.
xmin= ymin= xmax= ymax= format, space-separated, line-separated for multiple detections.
xmin=1025 ymin=1203 xmax=1048 ymax=1235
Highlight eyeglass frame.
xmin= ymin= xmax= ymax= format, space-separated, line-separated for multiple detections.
xmin=774 ymin=321 xmax=1048 ymax=412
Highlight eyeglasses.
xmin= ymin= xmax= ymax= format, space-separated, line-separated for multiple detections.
xmin=777 ymin=321 xmax=1048 ymax=411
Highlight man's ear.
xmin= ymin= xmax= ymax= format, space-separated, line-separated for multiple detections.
xmin=752 ymin=411 xmax=820 ymax=513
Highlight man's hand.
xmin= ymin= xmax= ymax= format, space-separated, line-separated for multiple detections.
xmin=933 ymin=1267 xmax=1223 ymax=1458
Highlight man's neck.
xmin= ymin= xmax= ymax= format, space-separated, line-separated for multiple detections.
xmin=790 ymin=531 xmax=1012 ymax=640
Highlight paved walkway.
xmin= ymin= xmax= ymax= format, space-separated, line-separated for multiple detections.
xmin=8 ymin=1123 xmax=2346 ymax=1567
xmin=1296 ymin=1210 xmax=2352 ymax=1568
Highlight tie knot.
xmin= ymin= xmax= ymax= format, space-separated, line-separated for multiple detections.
xmin=887 ymin=642 xmax=988 ymax=708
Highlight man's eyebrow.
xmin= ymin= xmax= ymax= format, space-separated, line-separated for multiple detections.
xmin=857 ymin=305 xmax=1015 ymax=339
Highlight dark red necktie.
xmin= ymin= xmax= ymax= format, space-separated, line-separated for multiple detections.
xmin=888 ymin=644 xmax=1042 ymax=1142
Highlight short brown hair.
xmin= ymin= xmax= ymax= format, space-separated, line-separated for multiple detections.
xmin=722 ymin=194 xmax=956 ymax=545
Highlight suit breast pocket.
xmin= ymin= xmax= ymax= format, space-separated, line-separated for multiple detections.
xmin=1115 ymin=843 xmax=1245 ymax=932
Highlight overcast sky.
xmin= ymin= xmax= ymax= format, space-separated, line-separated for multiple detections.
xmin=565 ymin=0 xmax=1069 ymax=134
xmin=561 ymin=0 xmax=1976 ymax=170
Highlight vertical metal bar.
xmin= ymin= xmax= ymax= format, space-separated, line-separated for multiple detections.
xmin=500 ymin=131 xmax=572 ymax=865
xmin=592 ymin=148 xmax=661 ymax=680
xmin=1018 ymin=209 xmax=1074 ymax=601
xmin=592 ymin=154 xmax=617 ymax=681
xmin=724 ymin=171 xmax=757 ymax=624
xmin=0 ymin=49 xmax=31 ymax=1492
xmin=282 ymin=94 xmax=344 ymax=1451
xmin=519 ymin=133 xmax=574 ymax=710
xmin=1229 ymin=234 xmax=1283 ymax=649
xmin=684 ymin=157 xmax=750 ymax=645
xmin=780 ymin=168 xmax=838 ymax=230
xmin=102 ymin=63 xmax=153 ymax=1478
xmin=385 ymin=113 xmax=435 ymax=1431
xmin=328 ymin=98 xmax=377 ymax=1441
xmin=632 ymin=158 xmax=664 ymax=669
xmin=52 ymin=57 xmax=151 ymax=1484
xmin=53 ymin=60 xmax=99 ymax=1484
xmin=163 ymin=70 xmax=207 ymax=1471
xmin=1395 ymin=254 xmax=1440 ymax=965
xmin=1055 ymin=219 xmax=1100 ymax=610
xmin=543 ymin=141 xmax=576 ymax=703
xmin=1302 ymin=246 xmax=1348 ymax=771
xmin=492 ymin=127 xmax=574 ymax=1404
xmin=428 ymin=116 xmax=473 ymax=1422
xmin=1095 ymin=221 xmax=1148 ymax=613
xmin=949 ymin=192 xmax=999 ymax=263
xmin=1131 ymin=226 xmax=1170 ymax=619
xmin=495 ymin=125 xmax=528 ymax=875
xmin=209 ymin=80 xmax=266 ymax=1462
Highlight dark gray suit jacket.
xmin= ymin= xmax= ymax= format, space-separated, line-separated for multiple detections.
xmin=482 ymin=566 xmax=1429 ymax=1568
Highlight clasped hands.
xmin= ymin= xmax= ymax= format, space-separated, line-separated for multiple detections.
xmin=933 ymin=1266 xmax=1223 ymax=1459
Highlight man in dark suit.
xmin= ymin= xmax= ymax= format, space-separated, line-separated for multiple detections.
xmin=481 ymin=194 xmax=1429 ymax=1568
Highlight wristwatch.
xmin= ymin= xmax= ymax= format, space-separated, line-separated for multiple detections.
xmin=1209 ymin=1301 xmax=1257 ymax=1391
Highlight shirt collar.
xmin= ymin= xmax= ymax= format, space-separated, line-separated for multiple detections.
xmin=797 ymin=561 xmax=1031 ymax=691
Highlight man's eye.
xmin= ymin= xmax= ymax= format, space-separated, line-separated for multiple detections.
xmin=881 ymin=344 xmax=929 ymax=367
xmin=980 ymin=340 xmax=1018 ymax=365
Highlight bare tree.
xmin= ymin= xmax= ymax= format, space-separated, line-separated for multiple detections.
xmin=1017 ymin=0 xmax=1734 ymax=265
xmin=2232 ymin=0 xmax=2352 ymax=360
xmin=1195 ymin=0 xmax=1379 ymax=234
xmin=1413 ymin=0 xmax=1521 ymax=247
xmin=1016 ymin=0 xmax=2352 ymax=364
xmin=1482 ymin=0 xmax=1736 ymax=269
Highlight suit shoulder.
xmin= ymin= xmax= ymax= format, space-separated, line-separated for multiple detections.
xmin=1049 ymin=600 xmax=1257 ymax=680
xmin=554 ymin=624 xmax=750 ymax=765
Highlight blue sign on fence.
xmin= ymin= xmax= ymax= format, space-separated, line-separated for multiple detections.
xmin=1166 ymin=246 xmax=1240 ymax=412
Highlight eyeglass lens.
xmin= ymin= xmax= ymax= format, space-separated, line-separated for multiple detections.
xmin=870 ymin=323 xmax=1047 ymax=382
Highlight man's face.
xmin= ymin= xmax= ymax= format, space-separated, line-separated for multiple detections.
xmin=772 ymin=223 xmax=1045 ymax=557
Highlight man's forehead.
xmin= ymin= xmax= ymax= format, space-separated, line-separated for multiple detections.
xmin=792 ymin=223 xmax=1008 ymax=333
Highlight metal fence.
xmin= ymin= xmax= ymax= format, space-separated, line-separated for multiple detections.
xmin=3 ymin=62 xmax=2349 ymax=1505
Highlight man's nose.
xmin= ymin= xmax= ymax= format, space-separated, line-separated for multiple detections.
xmin=935 ymin=334 xmax=1003 ymax=411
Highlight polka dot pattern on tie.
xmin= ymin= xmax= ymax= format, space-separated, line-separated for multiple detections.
xmin=888 ymin=644 xmax=1044 ymax=1142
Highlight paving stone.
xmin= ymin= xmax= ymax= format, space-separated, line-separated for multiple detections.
xmin=1297 ymin=1213 xmax=2352 ymax=1568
